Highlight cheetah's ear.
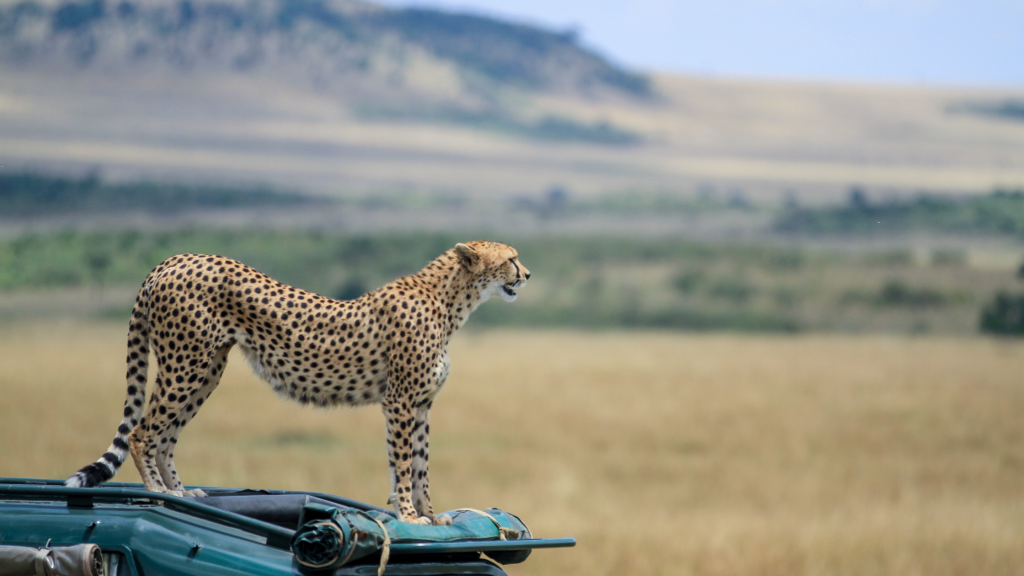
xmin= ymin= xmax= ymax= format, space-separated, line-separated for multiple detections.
xmin=454 ymin=243 xmax=479 ymax=269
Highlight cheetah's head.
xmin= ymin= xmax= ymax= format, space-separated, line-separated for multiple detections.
xmin=454 ymin=241 xmax=530 ymax=302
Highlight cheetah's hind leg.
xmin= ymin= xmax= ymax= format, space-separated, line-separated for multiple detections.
xmin=153 ymin=343 xmax=232 ymax=497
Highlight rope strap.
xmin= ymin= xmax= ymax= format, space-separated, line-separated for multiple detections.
xmin=449 ymin=508 xmax=520 ymax=540
xmin=370 ymin=516 xmax=391 ymax=576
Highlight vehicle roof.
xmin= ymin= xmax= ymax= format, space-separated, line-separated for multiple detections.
xmin=0 ymin=477 xmax=574 ymax=576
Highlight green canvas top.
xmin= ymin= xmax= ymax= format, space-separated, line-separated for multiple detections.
xmin=0 ymin=477 xmax=574 ymax=568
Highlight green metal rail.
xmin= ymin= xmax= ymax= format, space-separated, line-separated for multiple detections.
xmin=0 ymin=482 xmax=297 ymax=549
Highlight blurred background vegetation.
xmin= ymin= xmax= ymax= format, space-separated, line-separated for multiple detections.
xmin=3 ymin=172 xmax=1024 ymax=336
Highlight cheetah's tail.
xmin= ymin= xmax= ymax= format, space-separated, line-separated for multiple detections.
xmin=65 ymin=278 xmax=154 ymax=488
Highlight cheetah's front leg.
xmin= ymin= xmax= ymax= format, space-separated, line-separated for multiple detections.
xmin=410 ymin=403 xmax=451 ymax=525
xmin=383 ymin=398 xmax=432 ymax=525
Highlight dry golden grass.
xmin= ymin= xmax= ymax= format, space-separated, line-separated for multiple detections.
xmin=2 ymin=321 xmax=1023 ymax=575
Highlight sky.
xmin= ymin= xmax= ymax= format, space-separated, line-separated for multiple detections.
xmin=379 ymin=0 xmax=1024 ymax=87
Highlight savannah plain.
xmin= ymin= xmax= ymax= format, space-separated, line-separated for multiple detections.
xmin=3 ymin=3 xmax=1024 ymax=573
xmin=3 ymin=321 xmax=1023 ymax=576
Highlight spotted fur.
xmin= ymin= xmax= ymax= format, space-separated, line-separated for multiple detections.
xmin=65 ymin=241 xmax=529 ymax=525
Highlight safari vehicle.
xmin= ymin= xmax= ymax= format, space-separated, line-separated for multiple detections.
xmin=0 ymin=477 xmax=574 ymax=576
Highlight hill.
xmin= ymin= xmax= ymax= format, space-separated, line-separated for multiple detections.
xmin=0 ymin=0 xmax=647 ymax=113
xmin=0 ymin=0 xmax=1022 ymax=199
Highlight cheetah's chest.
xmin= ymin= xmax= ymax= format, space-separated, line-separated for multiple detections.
xmin=431 ymin=351 xmax=451 ymax=399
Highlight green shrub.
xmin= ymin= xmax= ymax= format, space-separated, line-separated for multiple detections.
xmin=877 ymin=281 xmax=946 ymax=307
xmin=708 ymin=278 xmax=755 ymax=303
xmin=980 ymin=292 xmax=1024 ymax=335
xmin=671 ymin=270 xmax=703 ymax=294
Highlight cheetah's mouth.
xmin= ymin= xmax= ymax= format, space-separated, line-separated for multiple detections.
xmin=500 ymin=278 xmax=524 ymax=302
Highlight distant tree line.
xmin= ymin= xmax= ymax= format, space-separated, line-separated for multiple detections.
xmin=0 ymin=172 xmax=315 ymax=218
xmin=775 ymin=187 xmax=1024 ymax=236
xmin=3 ymin=225 xmax=1022 ymax=335
xmin=949 ymin=99 xmax=1024 ymax=123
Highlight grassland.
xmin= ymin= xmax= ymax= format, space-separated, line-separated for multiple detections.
xmin=3 ymin=228 xmax=1024 ymax=334
xmin=2 ymin=321 xmax=1022 ymax=575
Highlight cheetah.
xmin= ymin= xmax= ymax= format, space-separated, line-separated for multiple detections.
xmin=65 ymin=241 xmax=529 ymax=525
